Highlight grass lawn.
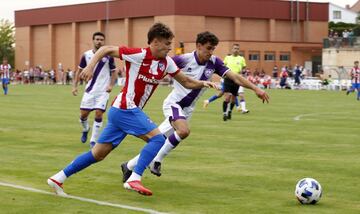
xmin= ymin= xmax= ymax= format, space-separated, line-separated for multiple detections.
xmin=0 ymin=84 xmax=359 ymax=214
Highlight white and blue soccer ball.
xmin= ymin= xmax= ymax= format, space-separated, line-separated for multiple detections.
xmin=295 ymin=178 xmax=322 ymax=204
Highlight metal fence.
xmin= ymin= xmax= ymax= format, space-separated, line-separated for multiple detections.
xmin=323 ymin=37 xmax=357 ymax=48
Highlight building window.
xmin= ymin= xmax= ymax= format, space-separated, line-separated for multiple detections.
xmin=249 ymin=52 xmax=260 ymax=61
xmin=333 ymin=10 xmax=341 ymax=19
xmin=279 ymin=53 xmax=290 ymax=61
xmin=264 ymin=53 xmax=275 ymax=61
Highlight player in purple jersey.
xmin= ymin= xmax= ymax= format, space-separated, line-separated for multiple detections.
xmin=72 ymin=32 xmax=118 ymax=147
xmin=121 ymin=32 xmax=269 ymax=180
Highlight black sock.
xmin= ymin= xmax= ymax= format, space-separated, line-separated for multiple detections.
xmin=223 ymin=101 xmax=229 ymax=114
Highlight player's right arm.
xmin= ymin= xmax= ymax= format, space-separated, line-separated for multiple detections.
xmin=72 ymin=68 xmax=82 ymax=96
xmin=225 ymin=71 xmax=269 ymax=103
xmin=80 ymin=46 xmax=119 ymax=82
xmin=173 ymin=71 xmax=218 ymax=89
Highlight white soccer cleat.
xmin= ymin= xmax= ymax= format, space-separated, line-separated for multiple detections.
xmin=47 ymin=178 xmax=67 ymax=196
xmin=242 ymin=109 xmax=250 ymax=114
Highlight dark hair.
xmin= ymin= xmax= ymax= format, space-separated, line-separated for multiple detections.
xmin=233 ymin=43 xmax=240 ymax=47
xmin=93 ymin=32 xmax=105 ymax=40
xmin=196 ymin=31 xmax=219 ymax=46
xmin=355 ymin=61 xmax=359 ymax=64
xmin=147 ymin=23 xmax=174 ymax=45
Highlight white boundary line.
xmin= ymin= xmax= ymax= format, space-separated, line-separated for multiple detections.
xmin=293 ymin=112 xmax=348 ymax=121
xmin=0 ymin=181 xmax=168 ymax=214
xmin=293 ymin=113 xmax=318 ymax=121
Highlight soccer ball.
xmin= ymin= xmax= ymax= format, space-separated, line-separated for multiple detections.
xmin=295 ymin=178 xmax=322 ymax=204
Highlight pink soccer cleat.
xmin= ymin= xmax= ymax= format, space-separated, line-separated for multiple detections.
xmin=123 ymin=180 xmax=153 ymax=196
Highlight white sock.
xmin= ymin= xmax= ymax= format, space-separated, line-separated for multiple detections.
xmin=79 ymin=118 xmax=89 ymax=132
xmin=240 ymin=100 xmax=247 ymax=111
xmin=90 ymin=120 xmax=103 ymax=142
xmin=153 ymin=134 xmax=179 ymax=162
xmin=127 ymin=154 xmax=140 ymax=170
xmin=51 ymin=170 xmax=67 ymax=183
xmin=127 ymin=172 xmax=141 ymax=182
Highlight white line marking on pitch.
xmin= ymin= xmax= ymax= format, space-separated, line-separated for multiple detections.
xmin=0 ymin=181 xmax=168 ymax=214
xmin=293 ymin=112 xmax=348 ymax=121
xmin=293 ymin=113 xmax=318 ymax=121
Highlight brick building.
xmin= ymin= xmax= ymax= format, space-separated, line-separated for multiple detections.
xmin=15 ymin=0 xmax=328 ymax=75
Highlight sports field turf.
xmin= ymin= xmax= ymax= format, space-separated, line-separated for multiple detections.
xmin=0 ymin=84 xmax=359 ymax=214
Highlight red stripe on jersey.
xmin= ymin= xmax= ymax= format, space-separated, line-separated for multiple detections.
xmin=119 ymin=46 xmax=142 ymax=60
xmin=133 ymin=49 xmax=154 ymax=106
xmin=133 ymin=78 xmax=148 ymax=106
xmin=120 ymin=61 xmax=132 ymax=109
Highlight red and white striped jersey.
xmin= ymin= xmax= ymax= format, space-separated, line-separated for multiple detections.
xmin=350 ymin=67 xmax=360 ymax=83
xmin=112 ymin=46 xmax=180 ymax=109
xmin=0 ymin=64 xmax=11 ymax=79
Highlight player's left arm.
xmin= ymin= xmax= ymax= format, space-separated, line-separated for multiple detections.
xmin=225 ymin=71 xmax=269 ymax=103
xmin=173 ymin=71 xmax=218 ymax=90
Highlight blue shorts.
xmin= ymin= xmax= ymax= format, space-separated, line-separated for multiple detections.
xmin=97 ymin=106 xmax=158 ymax=148
xmin=352 ymin=83 xmax=360 ymax=89
xmin=2 ymin=78 xmax=9 ymax=85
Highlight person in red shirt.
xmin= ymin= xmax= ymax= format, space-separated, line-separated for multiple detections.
xmin=346 ymin=61 xmax=360 ymax=100
xmin=0 ymin=58 xmax=11 ymax=95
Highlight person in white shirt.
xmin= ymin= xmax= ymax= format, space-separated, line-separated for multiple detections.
xmin=72 ymin=32 xmax=118 ymax=147
xmin=122 ymin=32 xmax=269 ymax=178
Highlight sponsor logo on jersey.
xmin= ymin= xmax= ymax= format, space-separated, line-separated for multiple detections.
xmin=204 ymin=69 xmax=214 ymax=78
xmin=138 ymin=74 xmax=160 ymax=84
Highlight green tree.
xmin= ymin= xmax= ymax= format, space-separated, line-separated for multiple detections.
xmin=0 ymin=19 xmax=15 ymax=67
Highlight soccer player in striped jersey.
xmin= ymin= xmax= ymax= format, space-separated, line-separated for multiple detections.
xmin=346 ymin=60 xmax=360 ymax=100
xmin=122 ymin=32 xmax=269 ymax=179
xmin=47 ymin=23 xmax=218 ymax=196
xmin=0 ymin=58 xmax=11 ymax=95
xmin=72 ymin=32 xmax=118 ymax=147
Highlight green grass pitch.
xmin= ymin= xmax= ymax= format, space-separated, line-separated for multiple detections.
xmin=0 ymin=84 xmax=359 ymax=214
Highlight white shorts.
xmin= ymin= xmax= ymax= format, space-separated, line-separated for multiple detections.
xmin=238 ymin=86 xmax=244 ymax=94
xmin=158 ymin=102 xmax=192 ymax=137
xmin=80 ymin=92 xmax=110 ymax=112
